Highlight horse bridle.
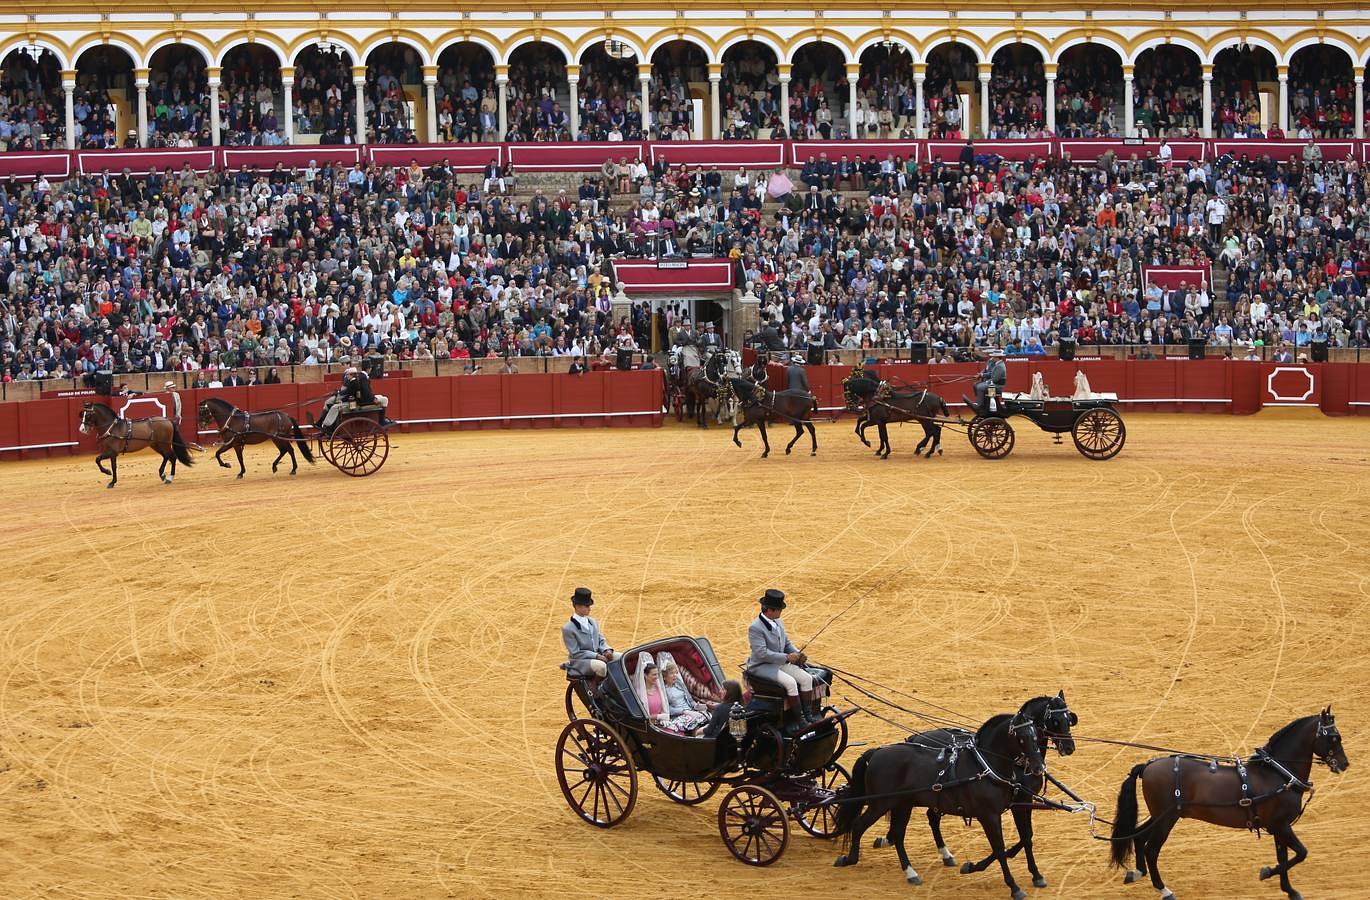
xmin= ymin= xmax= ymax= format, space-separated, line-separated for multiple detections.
xmin=1315 ymin=716 xmax=1345 ymax=773
xmin=1043 ymin=697 xmax=1079 ymax=751
xmin=1007 ymin=711 xmax=1044 ymax=774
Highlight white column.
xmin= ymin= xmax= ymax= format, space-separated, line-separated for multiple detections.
xmin=1202 ymin=67 xmax=1213 ymax=138
xmin=1123 ymin=70 xmax=1135 ymax=137
xmin=135 ymin=69 xmax=149 ymax=148
xmin=496 ymin=74 xmax=508 ymax=140
xmin=846 ymin=65 xmax=859 ymax=139
xmin=208 ymin=67 xmax=221 ymax=146
xmin=62 ymin=71 xmax=75 ymax=150
xmin=709 ymin=66 xmax=722 ymax=139
xmin=1356 ymin=71 xmax=1365 ymax=140
xmin=1045 ymin=73 xmax=1057 ymax=135
xmin=914 ymin=69 xmax=926 ymax=138
xmin=567 ymin=66 xmax=580 ymax=140
xmin=282 ymin=77 xmax=295 ymax=144
xmin=779 ymin=68 xmax=791 ymax=137
xmin=1278 ymin=68 xmax=1289 ymax=134
xmin=638 ymin=65 xmax=651 ymax=138
xmin=424 ymin=73 xmax=438 ymax=143
xmin=979 ymin=70 xmax=991 ymax=138
xmin=352 ymin=67 xmax=367 ymax=144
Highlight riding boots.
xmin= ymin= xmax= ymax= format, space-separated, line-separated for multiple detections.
xmin=800 ymin=696 xmax=824 ymax=726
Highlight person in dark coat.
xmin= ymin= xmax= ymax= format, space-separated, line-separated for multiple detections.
xmin=785 ymin=354 xmax=811 ymax=395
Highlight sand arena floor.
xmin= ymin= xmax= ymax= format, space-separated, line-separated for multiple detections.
xmin=0 ymin=413 xmax=1367 ymax=899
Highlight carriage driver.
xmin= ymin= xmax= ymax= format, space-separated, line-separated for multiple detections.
xmin=746 ymin=589 xmax=822 ymax=733
xmin=318 ymin=366 xmax=394 ymax=434
xmin=562 ymin=587 xmax=614 ymax=678
xmin=974 ymin=348 xmax=1008 ymax=413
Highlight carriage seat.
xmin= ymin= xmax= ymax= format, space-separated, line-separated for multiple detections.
xmin=743 ymin=665 xmax=834 ymax=700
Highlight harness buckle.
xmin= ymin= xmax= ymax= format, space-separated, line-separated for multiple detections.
xmin=1239 ymin=798 xmax=1253 ymax=807
xmin=932 ymin=783 xmax=943 ymax=792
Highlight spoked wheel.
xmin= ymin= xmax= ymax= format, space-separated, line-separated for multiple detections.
xmin=822 ymin=705 xmax=849 ymax=767
xmin=329 ymin=417 xmax=390 ymax=476
xmin=564 ymin=679 xmax=594 ymax=721
xmin=794 ymin=762 xmax=851 ymax=838
xmin=671 ymin=387 xmax=685 ymax=421
xmin=1072 ymin=407 xmax=1126 ymax=460
xmin=653 ymin=775 xmax=722 ymax=805
xmin=555 ymin=718 xmax=638 ymax=828
xmin=718 ymin=785 xmax=790 ymax=866
xmin=315 ymin=431 xmax=334 ymax=466
xmin=968 ymin=416 xmax=1015 ymax=460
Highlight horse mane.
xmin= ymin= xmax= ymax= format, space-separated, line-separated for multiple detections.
xmin=1256 ymin=714 xmax=1320 ymax=760
xmin=730 ymin=377 xmax=757 ymax=401
xmin=976 ymin=713 xmax=1014 ymax=745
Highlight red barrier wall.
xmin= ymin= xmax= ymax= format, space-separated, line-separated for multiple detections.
xmin=0 ymin=371 xmax=664 ymax=461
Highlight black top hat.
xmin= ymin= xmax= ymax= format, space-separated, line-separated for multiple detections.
xmin=572 ymin=587 xmax=594 ymax=606
xmin=760 ymin=589 xmax=786 ymax=610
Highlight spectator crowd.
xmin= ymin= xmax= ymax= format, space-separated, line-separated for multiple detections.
xmin=2 ymin=140 xmax=1369 ymax=383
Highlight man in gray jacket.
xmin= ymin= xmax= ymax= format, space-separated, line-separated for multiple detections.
xmin=745 ymin=589 xmax=819 ymax=732
xmin=561 ymin=587 xmax=614 ymax=678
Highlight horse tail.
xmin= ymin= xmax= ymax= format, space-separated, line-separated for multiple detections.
xmin=834 ymin=747 xmax=877 ymax=838
xmin=939 ymin=396 xmax=949 ymax=419
xmin=290 ymin=418 xmax=316 ymax=463
xmin=1110 ymin=763 xmax=1149 ymax=868
xmin=171 ymin=427 xmax=195 ymax=466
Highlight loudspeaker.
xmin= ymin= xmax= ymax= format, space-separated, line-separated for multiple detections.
xmin=363 ymin=355 xmax=385 ymax=380
xmin=92 ymin=371 xmax=113 ymax=396
xmin=1310 ymin=339 xmax=1329 ymax=363
xmin=1188 ymin=339 xmax=1206 ymax=360
xmin=806 ymin=344 xmax=825 ymax=366
xmin=910 ymin=342 xmax=928 ymax=364
xmin=615 ymin=348 xmax=633 ymax=371
xmin=1058 ymin=337 xmax=1076 ymax=361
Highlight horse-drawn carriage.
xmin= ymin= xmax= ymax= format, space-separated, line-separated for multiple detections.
xmin=966 ymin=384 xmax=1126 ymax=461
xmin=666 ymin=345 xmax=743 ymax=426
xmin=198 ymin=397 xmax=391 ymax=478
xmin=557 ymin=635 xmax=854 ymax=865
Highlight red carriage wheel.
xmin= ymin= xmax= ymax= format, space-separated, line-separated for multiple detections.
xmin=794 ymin=763 xmax=850 ymax=838
xmin=653 ymin=775 xmax=721 ymax=805
xmin=718 ymin=784 xmax=789 ymax=865
xmin=329 ymin=417 xmax=389 ymax=476
xmin=968 ymin=416 xmax=1015 ymax=460
xmin=555 ymin=718 xmax=638 ymax=828
xmin=1072 ymin=407 xmax=1126 ymax=460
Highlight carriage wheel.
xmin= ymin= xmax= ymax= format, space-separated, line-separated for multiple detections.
xmin=718 ymin=785 xmax=790 ymax=866
xmin=653 ymin=775 xmax=722 ymax=805
xmin=1072 ymin=408 xmax=1126 ymax=460
xmin=822 ymin=705 xmax=849 ymax=767
xmin=671 ymin=387 xmax=685 ymax=421
xmin=329 ymin=417 xmax=390 ymax=476
xmin=555 ymin=718 xmax=638 ymax=828
xmin=315 ymin=432 xmax=334 ymax=466
xmin=794 ymin=763 xmax=851 ymax=838
xmin=968 ymin=416 xmax=1015 ymax=460
xmin=564 ymin=680 xmax=594 ymax=721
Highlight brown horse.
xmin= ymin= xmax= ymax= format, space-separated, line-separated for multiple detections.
xmin=717 ymin=376 xmax=817 ymax=458
xmin=198 ymin=397 xmax=315 ymax=478
xmin=1110 ymin=708 xmax=1349 ymax=900
xmin=843 ymin=371 xmax=950 ymax=459
xmin=78 ymin=401 xmax=196 ymax=488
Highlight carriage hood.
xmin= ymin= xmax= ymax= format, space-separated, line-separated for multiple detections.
xmin=604 ymin=636 xmax=726 ymax=721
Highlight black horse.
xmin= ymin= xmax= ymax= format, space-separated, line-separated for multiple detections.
xmin=833 ymin=709 xmax=1046 ymax=899
xmin=1111 ymin=708 xmax=1348 ymax=900
xmin=716 ymin=376 xmax=817 ymax=458
xmin=843 ymin=372 xmax=949 ymax=459
xmin=685 ymin=351 xmax=729 ymax=428
xmin=874 ymin=692 xmax=1078 ymax=889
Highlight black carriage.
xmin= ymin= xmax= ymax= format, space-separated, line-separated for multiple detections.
xmin=557 ymin=635 xmax=853 ymax=865
xmin=967 ymin=387 xmax=1126 ymax=461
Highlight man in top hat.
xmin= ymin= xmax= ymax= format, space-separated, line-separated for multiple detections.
xmin=698 ymin=321 xmax=722 ymax=352
xmin=163 ymin=380 xmax=182 ymax=426
xmin=973 ymin=348 xmax=1008 ymax=413
xmin=561 ymin=587 xmax=614 ymax=678
xmin=745 ymin=589 xmax=820 ymax=733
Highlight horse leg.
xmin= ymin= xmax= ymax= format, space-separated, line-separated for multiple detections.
xmin=914 ymin=428 xmax=930 ymax=456
xmin=974 ymin=813 xmax=1026 ymax=900
xmin=879 ymin=422 xmax=891 ymax=459
xmin=927 ymin=810 xmax=957 ymax=865
xmin=107 ymin=454 xmax=118 ymax=488
xmin=887 ymin=804 xmax=922 ymax=885
xmin=215 ymin=441 xmax=232 ymax=469
xmin=158 ymin=450 xmax=171 ymax=484
xmin=732 ymin=421 xmax=744 ymax=448
xmin=1013 ymin=805 xmax=1045 ymax=888
xmin=1142 ymin=811 xmax=1179 ymax=899
xmin=95 ymin=452 xmax=112 ymax=478
xmin=758 ymin=421 xmax=770 ymax=458
xmin=234 ymin=443 xmax=246 ymax=479
xmin=785 ymin=422 xmax=802 ymax=455
xmin=932 ymin=423 xmax=944 ymax=456
xmin=271 ymin=438 xmax=290 ymax=474
xmin=834 ymin=805 xmax=888 ymax=868
xmin=1261 ymin=825 xmax=1308 ymax=899
xmin=856 ymin=415 xmax=871 ymax=447
xmin=807 ymin=421 xmax=817 ymax=456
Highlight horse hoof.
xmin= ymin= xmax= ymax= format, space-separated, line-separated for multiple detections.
xmin=905 ymin=870 xmax=922 ymax=886
xmin=940 ymin=850 xmax=957 ymax=867
xmin=784 ymin=448 xmax=791 ymax=455
xmin=1012 ymin=891 xmax=1028 ymax=900
xmin=1123 ymin=870 xmax=1141 ymax=884
xmin=1259 ymin=867 xmax=1274 ymax=881
xmin=810 ymin=450 xmax=816 ymax=456
xmin=1033 ymin=876 xmax=1047 ymax=888
xmin=833 ymin=855 xmax=851 ymax=868
xmin=289 ymin=471 xmax=297 ymax=476
xmin=959 ymin=862 xmax=975 ymax=875
xmin=236 ymin=474 xmax=244 ymax=480
xmin=1289 ymin=893 xmax=1302 ymax=900
xmin=937 ymin=449 xmax=943 ymax=456
xmin=872 ymin=837 xmax=889 ymax=849
xmin=106 ymin=482 xmax=116 ymax=489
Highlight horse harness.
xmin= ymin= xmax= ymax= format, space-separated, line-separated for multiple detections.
xmin=100 ymin=417 xmax=136 ymax=454
xmin=1171 ymin=750 xmax=1315 ymax=836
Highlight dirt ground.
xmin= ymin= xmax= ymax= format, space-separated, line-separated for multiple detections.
xmin=0 ymin=413 xmax=1367 ymax=899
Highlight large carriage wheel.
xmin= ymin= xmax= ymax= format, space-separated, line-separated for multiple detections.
xmin=794 ymin=762 xmax=851 ymax=838
xmin=329 ymin=417 xmax=390 ymax=476
xmin=1072 ymin=407 xmax=1126 ymax=460
xmin=555 ymin=718 xmax=638 ymax=828
xmin=968 ymin=416 xmax=1015 ymax=460
xmin=718 ymin=785 xmax=790 ymax=866
xmin=653 ymin=775 xmax=722 ymax=805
